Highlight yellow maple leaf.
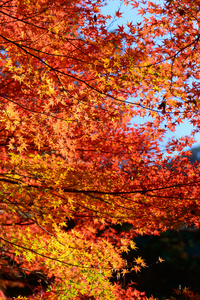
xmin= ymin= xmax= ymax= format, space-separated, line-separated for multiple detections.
xmin=134 ymin=256 xmax=144 ymax=265
xmin=158 ymin=256 xmax=165 ymax=263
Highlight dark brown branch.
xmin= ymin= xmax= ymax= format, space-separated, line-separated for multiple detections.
xmin=1 ymin=176 xmax=200 ymax=200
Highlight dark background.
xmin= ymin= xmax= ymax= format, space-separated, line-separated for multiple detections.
xmin=118 ymin=147 xmax=200 ymax=299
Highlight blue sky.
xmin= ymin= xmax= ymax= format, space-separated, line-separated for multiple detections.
xmin=100 ymin=0 xmax=200 ymax=154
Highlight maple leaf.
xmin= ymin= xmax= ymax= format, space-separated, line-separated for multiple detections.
xmin=133 ymin=265 xmax=141 ymax=273
xmin=134 ymin=256 xmax=146 ymax=267
xmin=115 ymin=11 xmax=123 ymax=18
xmin=121 ymin=268 xmax=129 ymax=276
xmin=158 ymin=256 xmax=165 ymax=263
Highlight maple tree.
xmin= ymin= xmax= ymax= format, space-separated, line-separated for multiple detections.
xmin=1 ymin=0 xmax=200 ymax=298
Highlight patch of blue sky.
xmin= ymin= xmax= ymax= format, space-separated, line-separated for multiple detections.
xmin=100 ymin=0 xmax=200 ymax=156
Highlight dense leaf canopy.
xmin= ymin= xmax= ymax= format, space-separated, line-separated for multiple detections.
xmin=0 ymin=0 xmax=200 ymax=298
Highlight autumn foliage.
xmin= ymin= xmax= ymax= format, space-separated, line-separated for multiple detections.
xmin=0 ymin=0 xmax=200 ymax=298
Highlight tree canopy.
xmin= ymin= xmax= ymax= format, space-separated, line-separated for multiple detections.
xmin=0 ymin=0 xmax=200 ymax=299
